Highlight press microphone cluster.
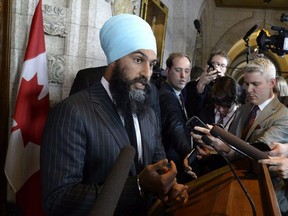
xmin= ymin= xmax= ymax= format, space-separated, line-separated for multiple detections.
xmin=210 ymin=125 xmax=269 ymax=160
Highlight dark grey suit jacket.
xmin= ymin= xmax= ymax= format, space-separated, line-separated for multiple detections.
xmin=41 ymin=81 xmax=165 ymax=215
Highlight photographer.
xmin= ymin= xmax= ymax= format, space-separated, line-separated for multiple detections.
xmin=184 ymin=49 xmax=230 ymax=118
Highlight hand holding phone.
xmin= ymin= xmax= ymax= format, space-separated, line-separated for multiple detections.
xmin=207 ymin=61 xmax=220 ymax=76
xmin=186 ymin=116 xmax=208 ymax=135
xmin=207 ymin=61 xmax=215 ymax=71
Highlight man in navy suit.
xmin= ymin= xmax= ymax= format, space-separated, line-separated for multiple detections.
xmin=159 ymin=53 xmax=196 ymax=183
xmin=41 ymin=14 xmax=188 ymax=216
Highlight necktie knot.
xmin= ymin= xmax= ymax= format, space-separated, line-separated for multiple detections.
xmin=217 ymin=114 xmax=227 ymax=125
xmin=251 ymin=105 xmax=259 ymax=113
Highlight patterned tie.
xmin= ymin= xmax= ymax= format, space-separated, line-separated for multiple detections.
xmin=179 ymin=93 xmax=188 ymax=120
xmin=217 ymin=114 xmax=226 ymax=125
xmin=241 ymin=105 xmax=259 ymax=140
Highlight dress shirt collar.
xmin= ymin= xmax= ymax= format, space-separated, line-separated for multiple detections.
xmin=257 ymin=94 xmax=274 ymax=111
xmin=101 ymin=76 xmax=113 ymax=101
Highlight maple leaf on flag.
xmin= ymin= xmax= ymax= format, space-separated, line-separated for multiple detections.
xmin=12 ymin=73 xmax=50 ymax=146
xmin=5 ymin=0 xmax=49 ymax=215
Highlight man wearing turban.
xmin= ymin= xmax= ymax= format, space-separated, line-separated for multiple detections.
xmin=40 ymin=14 xmax=188 ymax=215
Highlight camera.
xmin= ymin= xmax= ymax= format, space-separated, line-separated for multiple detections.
xmin=256 ymin=13 xmax=288 ymax=56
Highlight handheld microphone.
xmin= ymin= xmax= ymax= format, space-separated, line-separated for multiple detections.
xmin=194 ymin=19 xmax=201 ymax=34
xmin=89 ymin=145 xmax=135 ymax=216
xmin=210 ymin=125 xmax=269 ymax=160
xmin=243 ymin=25 xmax=258 ymax=41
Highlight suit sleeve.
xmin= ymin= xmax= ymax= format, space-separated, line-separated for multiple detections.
xmin=185 ymin=80 xmax=210 ymax=118
xmin=41 ymin=99 xmax=100 ymax=216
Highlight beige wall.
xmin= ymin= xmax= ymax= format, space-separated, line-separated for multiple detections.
xmin=9 ymin=0 xmax=288 ymax=115
xmin=9 ymin=0 xmax=205 ymax=113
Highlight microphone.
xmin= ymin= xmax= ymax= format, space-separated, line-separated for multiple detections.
xmin=194 ymin=19 xmax=201 ymax=34
xmin=201 ymin=135 xmax=257 ymax=216
xmin=210 ymin=125 xmax=269 ymax=160
xmin=89 ymin=145 xmax=135 ymax=216
xmin=243 ymin=25 xmax=258 ymax=41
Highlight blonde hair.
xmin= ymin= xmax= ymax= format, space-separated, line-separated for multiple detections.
xmin=274 ymin=76 xmax=288 ymax=97
xmin=243 ymin=58 xmax=276 ymax=80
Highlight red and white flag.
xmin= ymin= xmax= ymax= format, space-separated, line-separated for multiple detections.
xmin=5 ymin=0 xmax=49 ymax=215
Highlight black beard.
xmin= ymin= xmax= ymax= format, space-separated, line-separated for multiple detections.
xmin=109 ymin=63 xmax=151 ymax=118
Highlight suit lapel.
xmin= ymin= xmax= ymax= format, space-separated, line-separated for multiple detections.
xmin=89 ymin=82 xmax=130 ymax=149
xmin=89 ymin=82 xmax=137 ymax=174
xmin=246 ymin=97 xmax=279 ymax=140
xmin=163 ymin=82 xmax=187 ymax=120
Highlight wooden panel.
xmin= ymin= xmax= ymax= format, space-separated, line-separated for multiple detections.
xmin=149 ymin=159 xmax=281 ymax=216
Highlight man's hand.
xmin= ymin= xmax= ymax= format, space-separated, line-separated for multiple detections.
xmin=192 ymin=125 xmax=231 ymax=155
xmin=259 ymin=157 xmax=288 ymax=179
xmin=267 ymin=142 xmax=288 ymax=158
xmin=183 ymin=152 xmax=197 ymax=179
xmin=196 ymin=66 xmax=219 ymax=94
xmin=138 ymin=159 xmax=177 ymax=196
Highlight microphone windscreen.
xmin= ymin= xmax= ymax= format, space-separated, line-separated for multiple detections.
xmin=210 ymin=125 xmax=269 ymax=160
xmin=89 ymin=145 xmax=135 ymax=216
xmin=243 ymin=24 xmax=258 ymax=40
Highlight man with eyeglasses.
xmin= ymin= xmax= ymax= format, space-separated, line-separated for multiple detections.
xmin=184 ymin=49 xmax=231 ymax=118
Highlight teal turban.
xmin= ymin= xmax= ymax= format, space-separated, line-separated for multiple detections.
xmin=100 ymin=14 xmax=157 ymax=64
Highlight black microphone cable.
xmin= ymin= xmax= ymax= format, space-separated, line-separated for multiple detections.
xmin=201 ymin=135 xmax=257 ymax=216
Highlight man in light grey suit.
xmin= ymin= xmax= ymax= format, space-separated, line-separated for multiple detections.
xmin=41 ymin=14 xmax=188 ymax=216
xmin=193 ymin=57 xmax=288 ymax=214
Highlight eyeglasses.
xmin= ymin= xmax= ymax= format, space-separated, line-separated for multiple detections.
xmin=211 ymin=62 xmax=227 ymax=69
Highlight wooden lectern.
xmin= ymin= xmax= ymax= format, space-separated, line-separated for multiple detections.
xmin=149 ymin=158 xmax=281 ymax=216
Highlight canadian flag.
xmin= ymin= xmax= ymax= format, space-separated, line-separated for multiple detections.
xmin=5 ymin=0 xmax=49 ymax=215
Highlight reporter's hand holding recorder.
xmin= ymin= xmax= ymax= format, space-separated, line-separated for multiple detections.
xmin=191 ymin=125 xmax=231 ymax=158
xmin=191 ymin=121 xmax=288 ymax=180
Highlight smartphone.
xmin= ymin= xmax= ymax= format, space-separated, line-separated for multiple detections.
xmin=207 ymin=61 xmax=215 ymax=71
xmin=207 ymin=61 xmax=220 ymax=76
xmin=187 ymin=149 xmax=197 ymax=164
xmin=251 ymin=141 xmax=271 ymax=151
xmin=186 ymin=116 xmax=208 ymax=135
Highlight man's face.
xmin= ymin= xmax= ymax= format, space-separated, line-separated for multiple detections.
xmin=109 ymin=49 xmax=157 ymax=116
xmin=211 ymin=54 xmax=228 ymax=76
xmin=244 ymin=71 xmax=275 ymax=105
xmin=166 ymin=56 xmax=191 ymax=91
xmin=117 ymin=49 xmax=157 ymax=88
